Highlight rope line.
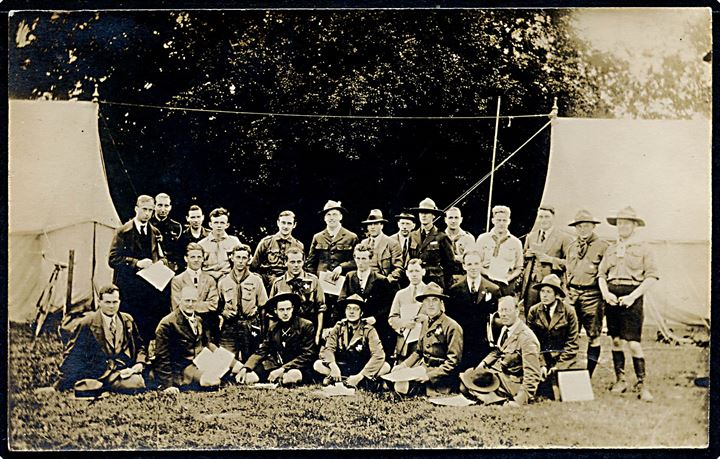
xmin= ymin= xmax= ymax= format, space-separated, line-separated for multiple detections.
xmin=99 ymin=112 xmax=138 ymax=196
xmin=99 ymin=99 xmax=551 ymax=121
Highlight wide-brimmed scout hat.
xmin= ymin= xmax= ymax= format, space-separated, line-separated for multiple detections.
xmin=568 ymin=209 xmax=601 ymax=226
xmin=72 ymin=379 xmax=107 ymax=400
xmin=606 ymin=206 xmax=645 ymax=227
xmin=415 ymin=282 xmax=449 ymax=302
xmin=265 ymin=292 xmax=303 ymax=309
xmin=361 ymin=209 xmax=389 ymax=225
xmin=532 ymin=274 xmax=565 ymax=298
xmin=408 ymin=198 xmax=445 ymax=217
xmin=394 ymin=211 xmax=418 ymax=223
xmin=338 ymin=294 xmax=366 ymax=310
xmin=318 ymin=200 xmax=348 ymax=215
xmin=459 ymin=367 xmax=500 ymax=394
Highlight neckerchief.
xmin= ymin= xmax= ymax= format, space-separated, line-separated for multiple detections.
xmin=491 ymin=231 xmax=510 ymax=258
xmin=230 ymin=268 xmax=251 ymax=316
xmin=577 ymin=233 xmax=596 ymax=260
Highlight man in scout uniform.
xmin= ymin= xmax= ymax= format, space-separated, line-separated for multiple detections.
xmin=314 ymin=294 xmax=391 ymax=389
xmin=235 ymin=292 xmax=316 ymax=386
xmin=475 ymin=205 xmax=524 ymax=297
xmin=447 ymin=250 xmax=502 ymax=371
xmin=444 ymin=206 xmax=476 ymax=285
xmin=171 ymin=242 xmax=220 ymax=341
xmin=151 ymin=192 xmax=184 ymax=272
xmin=526 ymin=274 xmax=579 ymax=398
xmin=57 ymin=284 xmax=147 ymax=394
xmin=306 ymin=200 xmax=359 ymax=326
xmin=217 ymin=244 xmax=268 ymax=360
xmin=598 ymin=206 xmax=659 ymax=402
xmin=251 ymin=210 xmax=305 ymax=290
xmin=408 ymin=198 xmax=455 ymax=289
xmin=359 ymin=209 xmax=403 ymax=284
xmin=392 ymin=282 xmax=463 ymax=396
xmin=388 ymin=259 xmax=428 ymax=361
xmin=270 ymin=247 xmax=326 ymax=345
xmin=199 ymin=207 xmax=242 ymax=281
xmin=522 ymin=205 xmax=572 ymax=315
xmin=460 ymin=296 xmax=542 ymax=406
xmin=564 ymin=209 xmax=609 ymax=377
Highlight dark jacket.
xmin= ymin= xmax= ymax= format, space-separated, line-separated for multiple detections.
xmin=320 ymin=318 xmax=386 ymax=378
xmin=409 ymin=225 xmax=455 ymax=289
xmin=58 ymin=310 xmax=146 ymax=390
xmin=151 ymin=216 xmax=184 ymax=272
xmin=526 ymin=300 xmax=579 ymax=371
xmin=154 ymin=309 xmax=212 ymax=388
xmin=244 ymin=316 xmax=316 ymax=372
xmin=109 ymin=219 xmax=165 ymax=280
xmin=403 ymin=313 xmax=463 ymax=384
xmin=339 ymin=270 xmax=396 ymax=349
xmin=306 ymin=227 xmax=359 ymax=275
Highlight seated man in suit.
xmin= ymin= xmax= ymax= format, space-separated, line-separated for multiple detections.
xmin=235 ymin=292 xmax=316 ymax=386
xmin=314 ymin=294 xmax=391 ymax=389
xmin=359 ymin=209 xmax=403 ymax=285
xmin=57 ymin=284 xmax=147 ymax=394
xmin=171 ymin=242 xmax=220 ymax=341
xmin=447 ymin=250 xmax=502 ymax=371
xmin=460 ymin=296 xmax=542 ymax=406
xmin=388 ymin=259 xmax=428 ymax=362
xmin=392 ymin=283 xmax=463 ymax=396
xmin=154 ymin=285 xmax=223 ymax=393
xmin=526 ymin=274 xmax=579 ymax=399
xmin=339 ymin=243 xmax=395 ymax=354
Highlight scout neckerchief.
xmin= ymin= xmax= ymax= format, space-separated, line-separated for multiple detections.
xmin=230 ymin=268 xmax=251 ymax=317
xmin=576 ymin=232 xmax=596 ymax=260
xmin=491 ymin=230 xmax=510 ymax=258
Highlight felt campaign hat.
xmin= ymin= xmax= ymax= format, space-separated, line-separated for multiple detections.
xmin=394 ymin=211 xmax=418 ymax=223
xmin=338 ymin=293 xmax=366 ymax=310
xmin=459 ymin=367 xmax=500 ymax=394
xmin=361 ymin=209 xmax=389 ymax=225
xmin=415 ymin=282 xmax=449 ymax=302
xmin=72 ymin=378 xmax=107 ymax=400
xmin=318 ymin=200 xmax=348 ymax=215
xmin=532 ymin=274 xmax=566 ymax=298
xmin=568 ymin=209 xmax=601 ymax=226
xmin=606 ymin=206 xmax=645 ymax=227
xmin=265 ymin=291 xmax=303 ymax=309
xmin=408 ymin=198 xmax=445 ymax=217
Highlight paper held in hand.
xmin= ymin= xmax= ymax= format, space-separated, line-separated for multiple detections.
xmin=192 ymin=347 xmax=235 ymax=381
xmin=381 ymin=365 xmax=427 ymax=382
xmin=318 ymin=271 xmax=346 ymax=296
xmin=400 ymin=303 xmax=422 ymax=344
xmin=136 ymin=261 xmax=175 ymax=291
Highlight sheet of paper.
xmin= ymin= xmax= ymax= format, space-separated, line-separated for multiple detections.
xmin=381 ymin=365 xmax=427 ymax=382
xmin=558 ymin=370 xmax=595 ymax=402
xmin=428 ymin=394 xmax=477 ymax=407
xmin=192 ymin=346 xmax=235 ymax=380
xmin=487 ymin=258 xmax=511 ymax=284
xmin=249 ymin=383 xmax=278 ymax=389
xmin=399 ymin=303 xmax=422 ymax=343
xmin=318 ymin=271 xmax=346 ymax=296
xmin=315 ymin=382 xmax=356 ymax=397
xmin=136 ymin=261 xmax=175 ymax=291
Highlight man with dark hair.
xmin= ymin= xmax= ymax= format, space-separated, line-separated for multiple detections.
xmin=171 ymin=242 xmax=220 ymax=341
xmin=359 ymin=209 xmax=403 ymax=285
xmin=339 ymin=243 xmax=395 ymax=354
xmin=390 ymin=212 xmax=417 ymax=270
xmin=251 ymin=210 xmax=304 ymax=290
xmin=178 ymin=204 xmax=209 ymax=250
xmin=444 ymin=206 xmax=476 ymax=285
xmin=388 ymin=258 xmax=428 ymax=361
xmin=235 ymin=292 xmax=316 ymax=387
xmin=408 ymin=198 xmax=455 ymax=289
xmin=199 ymin=207 xmax=241 ymax=281
xmin=217 ymin=244 xmax=268 ymax=360
xmin=270 ymin=246 xmax=325 ymax=344
xmin=151 ymin=193 xmax=184 ymax=272
xmin=57 ymin=285 xmax=147 ymax=394
xmin=108 ymin=194 xmax=168 ymax=343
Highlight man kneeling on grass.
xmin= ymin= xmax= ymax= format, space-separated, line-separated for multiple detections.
xmin=314 ymin=294 xmax=391 ymax=389
xmin=235 ymin=292 xmax=316 ymax=386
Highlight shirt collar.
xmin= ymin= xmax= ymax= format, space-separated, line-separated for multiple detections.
xmin=209 ymin=232 xmax=229 ymax=242
xmin=491 ymin=227 xmax=510 ymax=239
xmin=180 ymin=309 xmax=196 ymax=321
xmin=101 ymin=312 xmax=118 ymax=327
xmin=187 ymin=268 xmax=202 ymax=278
xmin=506 ymin=319 xmax=522 ymax=337
xmin=327 ymin=226 xmax=342 ymax=238
xmin=133 ymin=218 xmax=147 ymax=233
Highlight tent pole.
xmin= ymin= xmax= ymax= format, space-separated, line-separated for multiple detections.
xmin=486 ymin=96 xmax=501 ymax=232
xmin=65 ymin=249 xmax=75 ymax=318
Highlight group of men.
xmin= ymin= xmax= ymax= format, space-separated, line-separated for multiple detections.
xmin=56 ymin=192 xmax=658 ymax=405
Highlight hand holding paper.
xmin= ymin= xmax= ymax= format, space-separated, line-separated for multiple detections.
xmin=136 ymin=261 xmax=175 ymax=291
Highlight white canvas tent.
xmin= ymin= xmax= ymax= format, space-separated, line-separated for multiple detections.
xmin=541 ymin=117 xmax=711 ymax=328
xmin=9 ymin=99 xmax=121 ymax=323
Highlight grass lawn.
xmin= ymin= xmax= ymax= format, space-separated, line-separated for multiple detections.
xmin=8 ymin=323 xmax=709 ymax=450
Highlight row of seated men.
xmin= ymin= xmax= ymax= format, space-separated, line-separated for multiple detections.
xmin=99 ymin=192 xmax=657 ymax=402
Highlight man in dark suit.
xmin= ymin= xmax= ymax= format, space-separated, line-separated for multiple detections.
xmin=108 ymin=194 xmax=168 ymax=344
xmin=408 ymin=198 xmax=455 ymax=289
xmin=447 ymin=250 xmax=502 ymax=371
xmin=154 ymin=285 xmax=223 ymax=393
xmin=339 ymin=243 xmax=396 ymax=355
xmin=359 ymin=209 xmax=403 ymax=285
xmin=57 ymin=285 xmax=147 ymax=394
xmin=151 ymin=193 xmax=184 ymax=272
xmin=177 ymin=204 xmax=210 ymax=253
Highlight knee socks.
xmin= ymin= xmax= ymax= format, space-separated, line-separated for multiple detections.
xmin=587 ymin=344 xmax=601 ymax=377
xmin=612 ymin=350 xmax=625 ymax=381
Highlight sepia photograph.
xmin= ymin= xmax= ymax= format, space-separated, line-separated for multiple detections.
xmin=6 ymin=6 xmax=712 ymax=450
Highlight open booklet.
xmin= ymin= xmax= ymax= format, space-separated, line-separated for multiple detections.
xmin=136 ymin=261 xmax=175 ymax=291
xmin=192 ymin=347 xmax=235 ymax=381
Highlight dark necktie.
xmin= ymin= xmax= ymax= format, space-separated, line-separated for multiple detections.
xmin=109 ymin=318 xmax=118 ymax=351
xmin=539 ymin=230 xmax=546 ymax=244
xmin=497 ymin=327 xmax=508 ymax=348
xmin=546 ymin=307 xmax=553 ymax=325
xmin=402 ymin=238 xmax=409 ymax=262
xmin=470 ymin=281 xmax=477 ymax=295
xmin=421 ymin=230 xmax=428 ymax=243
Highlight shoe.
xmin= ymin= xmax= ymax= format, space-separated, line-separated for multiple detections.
xmin=637 ymin=384 xmax=654 ymax=402
xmin=609 ymin=378 xmax=628 ymax=394
xmin=322 ymin=376 xmax=333 ymax=386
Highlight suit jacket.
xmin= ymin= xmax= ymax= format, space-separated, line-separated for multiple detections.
xmin=244 ymin=316 xmax=316 ymax=372
xmin=171 ymin=269 xmax=220 ymax=314
xmin=108 ymin=220 xmax=165 ymax=288
xmin=403 ymin=313 xmax=463 ymax=384
xmin=409 ymin=225 xmax=455 ymax=289
xmin=58 ymin=310 xmax=146 ymax=390
xmin=389 ymin=232 xmax=415 ymax=268
xmin=151 ymin=216 xmax=184 ymax=272
xmin=526 ymin=300 xmax=579 ymax=371
xmin=306 ymin=226 xmax=359 ymax=275
xmin=154 ymin=309 xmax=212 ymax=388
xmin=320 ymin=318 xmax=386 ymax=378
xmin=481 ymin=321 xmax=542 ymax=405
xmin=361 ymin=233 xmax=403 ymax=283
xmin=524 ymin=227 xmax=572 ymax=281
xmin=339 ymin=270 xmax=395 ymax=330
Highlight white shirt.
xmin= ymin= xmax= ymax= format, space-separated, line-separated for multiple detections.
xmin=548 ymin=301 xmax=557 ymax=320
xmin=357 ymin=269 xmax=372 ymax=290
xmin=466 ymin=276 xmax=481 ymax=293
xmin=187 ymin=268 xmax=202 ymax=285
xmin=133 ymin=218 xmax=148 ymax=235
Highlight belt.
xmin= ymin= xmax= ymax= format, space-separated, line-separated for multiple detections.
xmin=568 ymin=283 xmax=598 ymax=291
xmin=608 ymin=280 xmax=641 ymax=287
